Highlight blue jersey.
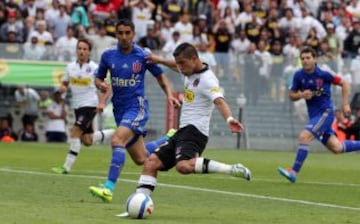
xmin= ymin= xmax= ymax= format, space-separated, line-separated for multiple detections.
xmin=291 ymin=65 xmax=335 ymax=119
xmin=94 ymin=43 xmax=164 ymax=108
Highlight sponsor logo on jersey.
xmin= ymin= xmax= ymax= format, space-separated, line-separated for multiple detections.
xmin=70 ymin=77 xmax=91 ymax=86
xmin=184 ymin=88 xmax=195 ymax=103
xmin=112 ymin=73 xmax=141 ymax=87
xmin=209 ymin=86 xmax=220 ymax=94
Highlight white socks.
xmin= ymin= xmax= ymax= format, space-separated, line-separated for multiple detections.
xmin=194 ymin=157 xmax=232 ymax=174
xmin=92 ymin=129 xmax=115 ymax=144
xmin=63 ymin=138 xmax=81 ymax=172
xmin=136 ymin=175 xmax=157 ymax=196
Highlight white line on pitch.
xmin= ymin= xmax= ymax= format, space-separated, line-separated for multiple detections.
xmin=0 ymin=168 xmax=359 ymax=212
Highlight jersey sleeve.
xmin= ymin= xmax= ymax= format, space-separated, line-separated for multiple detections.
xmin=200 ymin=75 xmax=224 ymax=102
xmin=94 ymin=52 xmax=108 ymax=80
xmin=146 ymin=62 xmax=164 ymax=77
xmin=290 ymin=71 xmax=300 ymax=91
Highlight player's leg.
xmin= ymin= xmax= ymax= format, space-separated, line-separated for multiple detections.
xmin=326 ymin=134 xmax=360 ymax=153
xmin=143 ymin=128 xmax=177 ymax=155
xmin=89 ymin=126 xmax=134 ymax=202
xmin=81 ymin=129 xmax=115 ymax=146
xmin=278 ymin=129 xmax=314 ymax=183
xmin=136 ymin=139 xmax=176 ymax=196
xmin=52 ymin=107 xmax=96 ymax=174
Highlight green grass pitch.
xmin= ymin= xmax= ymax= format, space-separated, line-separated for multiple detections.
xmin=1 ymin=143 xmax=360 ymax=224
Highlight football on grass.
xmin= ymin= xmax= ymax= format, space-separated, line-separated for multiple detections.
xmin=126 ymin=193 xmax=154 ymax=219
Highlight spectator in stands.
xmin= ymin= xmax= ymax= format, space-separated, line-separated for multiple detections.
xmin=46 ymin=90 xmax=67 ymax=143
xmin=235 ymin=2 xmax=254 ymax=30
xmin=44 ymin=0 xmax=60 ymax=23
xmin=50 ymin=2 xmax=72 ymax=40
xmin=333 ymin=108 xmax=353 ymax=141
xmin=29 ymin=20 xmax=53 ymax=45
xmin=18 ymin=122 xmax=38 ymax=142
xmin=197 ymin=39 xmax=217 ymax=71
xmin=279 ymin=8 xmax=300 ymax=35
xmin=306 ymin=27 xmax=320 ymax=52
xmin=162 ymin=0 xmax=186 ymax=24
xmin=323 ymin=23 xmax=341 ymax=58
xmin=0 ymin=116 xmax=17 ymax=141
xmin=103 ymin=9 xmax=118 ymax=37
xmin=0 ymin=29 xmax=22 ymax=59
xmin=256 ymin=39 xmax=272 ymax=96
xmin=253 ymin=0 xmax=267 ymax=20
xmin=194 ymin=0 xmax=213 ymax=29
xmin=317 ymin=40 xmax=336 ymax=71
xmin=79 ymin=24 xmax=117 ymax=61
xmin=162 ymin=31 xmax=182 ymax=58
xmin=23 ymin=35 xmax=45 ymax=60
xmin=93 ymin=0 xmax=115 ymax=22
xmin=174 ymin=12 xmax=193 ymax=43
xmin=231 ymin=29 xmax=250 ymax=83
xmin=0 ymin=10 xmax=23 ymax=43
xmin=22 ymin=15 xmax=35 ymax=42
xmin=213 ymin=19 xmax=232 ymax=79
xmin=160 ymin=18 xmax=175 ymax=43
xmin=54 ymin=26 xmax=78 ymax=61
xmin=343 ymin=19 xmax=360 ymax=58
xmin=14 ymin=85 xmax=40 ymax=127
xmin=71 ymin=4 xmax=90 ymax=29
xmin=264 ymin=8 xmax=280 ymax=37
xmin=138 ymin=20 xmax=162 ymax=50
xmin=346 ymin=0 xmax=360 ymax=19
xmin=21 ymin=0 xmax=37 ymax=18
xmin=130 ymin=0 xmax=155 ymax=42
xmin=244 ymin=12 xmax=262 ymax=44
xmin=38 ymin=90 xmax=53 ymax=109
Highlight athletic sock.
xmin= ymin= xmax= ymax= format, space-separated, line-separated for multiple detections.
xmin=292 ymin=144 xmax=309 ymax=173
xmin=342 ymin=141 xmax=360 ymax=153
xmin=92 ymin=129 xmax=115 ymax=144
xmin=63 ymin=138 xmax=81 ymax=172
xmin=105 ymin=145 xmax=126 ymax=192
xmin=136 ymin=175 xmax=157 ymax=196
xmin=194 ymin=157 xmax=232 ymax=174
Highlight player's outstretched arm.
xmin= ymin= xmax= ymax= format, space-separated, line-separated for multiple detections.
xmin=213 ymin=97 xmax=244 ymax=133
xmin=146 ymin=53 xmax=179 ymax=72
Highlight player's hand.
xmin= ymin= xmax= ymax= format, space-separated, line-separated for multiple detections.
xmin=302 ymin=90 xmax=314 ymax=100
xmin=97 ymin=82 xmax=109 ymax=93
xmin=168 ymin=96 xmax=181 ymax=109
xmin=343 ymin=104 xmax=351 ymax=117
xmin=227 ymin=117 xmax=244 ymax=133
xmin=96 ymin=102 xmax=105 ymax=113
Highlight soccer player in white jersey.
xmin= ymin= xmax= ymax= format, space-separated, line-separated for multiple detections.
xmin=133 ymin=43 xmax=251 ymax=201
xmin=52 ymin=38 xmax=115 ymax=174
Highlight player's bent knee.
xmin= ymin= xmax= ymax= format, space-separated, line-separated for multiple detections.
xmin=81 ymin=135 xmax=92 ymax=146
xmin=175 ymin=161 xmax=192 ymax=175
xmin=133 ymin=157 xmax=146 ymax=166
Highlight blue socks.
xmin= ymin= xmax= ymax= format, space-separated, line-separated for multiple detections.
xmin=145 ymin=136 xmax=169 ymax=155
xmin=292 ymin=144 xmax=309 ymax=173
xmin=343 ymin=141 xmax=360 ymax=153
xmin=105 ymin=145 xmax=126 ymax=192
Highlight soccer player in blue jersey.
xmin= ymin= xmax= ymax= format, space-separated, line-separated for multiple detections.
xmin=278 ymin=46 xmax=360 ymax=183
xmin=89 ymin=19 xmax=179 ymax=202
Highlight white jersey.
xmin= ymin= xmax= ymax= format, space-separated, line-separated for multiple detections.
xmin=180 ymin=68 xmax=224 ymax=136
xmin=64 ymin=61 xmax=99 ymax=109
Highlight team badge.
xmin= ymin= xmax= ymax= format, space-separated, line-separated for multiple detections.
xmin=86 ymin=66 xmax=91 ymax=73
xmin=193 ymin=78 xmax=200 ymax=87
xmin=133 ymin=61 xmax=142 ymax=73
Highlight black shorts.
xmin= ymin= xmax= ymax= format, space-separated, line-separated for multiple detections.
xmin=74 ymin=107 xmax=96 ymax=134
xmin=155 ymin=125 xmax=208 ymax=171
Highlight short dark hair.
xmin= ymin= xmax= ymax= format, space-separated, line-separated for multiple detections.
xmin=300 ymin=46 xmax=317 ymax=58
xmin=77 ymin=38 xmax=92 ymax=51
xmin=173 ymin=42 xmax=198 ymax=59
xmin=116 ymin=19 xmax=135 ymax=31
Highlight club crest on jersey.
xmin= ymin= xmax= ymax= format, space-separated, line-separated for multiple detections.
xmin=86 ymin=66 xmax=92 ymax=73
xmin=316 ymin=79 xmax=323 ymax=88
xmin=193 ymin=78 xmax=200 ymax=87
xmin=132 ymin=61 xmax=142 ymax=73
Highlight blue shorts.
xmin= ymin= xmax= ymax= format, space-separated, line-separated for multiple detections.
xmin=305 ymin=109 xmax=335 ymax=144
xmin=113 ymin=97 xmax=149 ymax=136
